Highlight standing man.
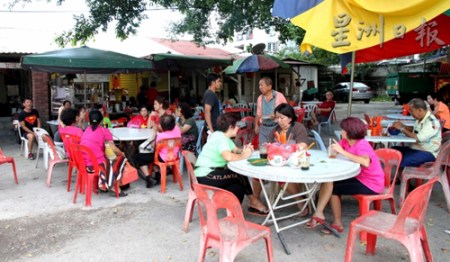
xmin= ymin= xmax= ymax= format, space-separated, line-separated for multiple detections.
xmin=202 ymin=72 xmax=223 ymax=135
xmin=18 ymin=98 xmax=41 ymax=160
xmin=392 ymin=98 xmax=441 ymax=168
xmin=255 ymin=76 xmax=287 ymax=145
xmin=146 ymin=81 xmax=158 ymax=108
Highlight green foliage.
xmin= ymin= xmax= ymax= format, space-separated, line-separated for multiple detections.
xmin=276 ymin=46 xmax=340 ymax=66
xmin=371 ymin=94 xmax=392 ymax=102
xmin=10 ymin=0 xmax=307 ymax=47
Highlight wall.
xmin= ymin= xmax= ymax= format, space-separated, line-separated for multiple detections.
xmin=31 ymin=72 xmax=49 ymax=123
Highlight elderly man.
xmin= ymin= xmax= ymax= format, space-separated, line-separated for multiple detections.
xmin=392 ymin=98 xmax=442 ymax=167
xmin=255 ymin=76 xmax=287 ymax=145
xmin=310 ymin=91 xmax=335 ymax=126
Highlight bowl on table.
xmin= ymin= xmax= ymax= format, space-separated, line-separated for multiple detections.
xmin=268 ymin=155 xmax=287 ymax=167
xmin=388 ymin=126 xmax=400 ymax=136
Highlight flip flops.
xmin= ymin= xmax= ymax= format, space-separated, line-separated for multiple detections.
xmin=321 ymin=224 xmax=344 ymax=237
xmin=305 ymin=216 xmax=326 ymax=229
xmin=247 ymin=206 xmax=269 ymax=216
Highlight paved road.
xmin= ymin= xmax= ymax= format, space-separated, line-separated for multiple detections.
xmin=1 ymin=102 xmax=449 ymax=262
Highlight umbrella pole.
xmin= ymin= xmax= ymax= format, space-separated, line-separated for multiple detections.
xmin=252 ymin=74 xmax=256 ymax=103
xmin=347 ymin=51 xmax=356 ymax=117
xmin=238 ymin=74 xmax=242 ymax=102
xmin=84 ymin=71 xmax=87 ymax=108
xmin=168 ymin=70 xmax=171 ymax=103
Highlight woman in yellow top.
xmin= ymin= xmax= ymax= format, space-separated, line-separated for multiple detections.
xmin=427 ymin=94 xmax=450 ymax=132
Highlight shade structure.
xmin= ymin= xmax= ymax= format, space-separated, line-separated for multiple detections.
xmin=340 ymin=12 xmax=450 ymax=66
xmin=223 ymin=54 xmax=289 ymax=74
xmin=272 ymin=0 xmax=450 ymax=115
xmin=273 ymin=0 xmax=450 ymax=54
xmin=224 ymin=54 xmax=290 ymax=103
xmin=21 ymin=46 xmax=152 ymax=74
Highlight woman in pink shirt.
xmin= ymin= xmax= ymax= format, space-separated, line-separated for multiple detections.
xmin=81 ymin=110 xmax=127 ymax=196
xmin=306 ymin=117 xmax=384 ymax=235
xmin=135 ymin=114 xmax=181 ymax=188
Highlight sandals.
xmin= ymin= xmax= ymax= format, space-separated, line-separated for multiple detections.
xmin=247 ymin=206 xmax=269 ymax=216
xmin=321 ymin=224 xmax=344 ymax=237
xmin=305 ymin=216 xmax=326 ymax=229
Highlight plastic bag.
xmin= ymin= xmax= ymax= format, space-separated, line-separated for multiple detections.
xmin=267 ymin=143 xmax=297 ymax=160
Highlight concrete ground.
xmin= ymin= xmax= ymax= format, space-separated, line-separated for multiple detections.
xmin=1 ymin=102 xmax=449 ymax=262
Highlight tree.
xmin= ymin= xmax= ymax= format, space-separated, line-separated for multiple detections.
xmin=10 ymin=0 xmax=305 ymax=47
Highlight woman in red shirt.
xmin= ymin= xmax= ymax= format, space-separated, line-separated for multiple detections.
xmin=128 ymin=105 xmax=149 ymax=128
xmin=147 ymin=96 xmax=171 ymax=131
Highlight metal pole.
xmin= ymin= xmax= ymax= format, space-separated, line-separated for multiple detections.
xmin=168 ymin=70 xmax=171 ymax=103
xmin=347 ymin=51 xmax=356 ymax=116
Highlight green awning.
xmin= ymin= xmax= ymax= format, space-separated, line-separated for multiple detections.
xmin=21 ymin=46 xmax=152 ymax=74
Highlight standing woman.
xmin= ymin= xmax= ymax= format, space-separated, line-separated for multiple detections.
xmin=427 ymin=93 xmax=450 ymax=132
xmin=305 ymin=117 xmax=384 ymax=235
xmin=147 ymin=96 xmax=170 ymax=131
xmin=176 ymin=102 xmax=199 ymax=155
xmin=195 ymin=113 xmax=267 ymax=210
xmin=81 ymin=110 xmax=128 ymax=196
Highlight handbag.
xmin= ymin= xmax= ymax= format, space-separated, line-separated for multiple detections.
xmin=121 ymin=161 xmax=139 ymax=185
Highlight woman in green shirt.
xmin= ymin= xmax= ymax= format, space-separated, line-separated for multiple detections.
xmin=195 ymin=113 xmax=267 ymax=211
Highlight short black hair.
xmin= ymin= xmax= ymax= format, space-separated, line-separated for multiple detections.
xmin=217 ymin=113 xmax=239 ymax=132
xmin=274 ymin=103 xmax=297 ymax=123
xmin=206 ymin=72 xmax=221 ymax=87
xmin=63 ymin=100 xmax=72 ymax=107
xmin=178 ymin=102 xmax=193 ymax=119
xmin=60 ymin=108 xmax=77 ymax=126
xmin=160 ymin=114 xmax=176 ymax=131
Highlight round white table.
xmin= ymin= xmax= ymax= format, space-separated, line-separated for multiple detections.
xmin=386 ymin=114 xmax=415 ymax=121
xmin=111 ymin=127 xmax=154 ymax=141
xmin=228 ymin=150 xmax=360 ymax=254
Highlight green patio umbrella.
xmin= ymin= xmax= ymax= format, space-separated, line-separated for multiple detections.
xmin=21 ymin=46 xmax=152 ymax=74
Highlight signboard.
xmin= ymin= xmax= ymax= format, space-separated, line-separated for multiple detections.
xmin=0 ymin=62 xmax=21 ymax=69
xmin=74 ymin=74 xmax=109 ymax=83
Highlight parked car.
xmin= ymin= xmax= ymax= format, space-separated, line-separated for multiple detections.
xmin=332 ymin=82 xmax=374 ymax=104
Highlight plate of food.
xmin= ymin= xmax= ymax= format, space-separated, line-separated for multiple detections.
xmin=268 ymin=155 xmax=288 ymax=167
xmin=247 ymin=158 xmax=268 ymax=166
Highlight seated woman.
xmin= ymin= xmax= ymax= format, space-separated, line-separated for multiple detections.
xmin=251 ymin=103 xmax=309 ymax=216
xmin=306 ymin=117 xmax=384 ymax=235
xmin=80 ymin=110 xmax=127 ymax=196
xmin=134 ymin=114 xmax=181 ymax=188
xmin=195 ymin=113 xmax=266 ymax=210
xmin=147 ymin=96 xmax=171 ymax=132
xmin=59 ymin=108 xmax=84 ymax=138
xmin=128 ymin=105 xmax=149 ymax=128
xmin=427 ymin=93 xmax=450 ymax=132
xmin=94 ymin=104 xmax=112 ymax=128
xmin=176 ymin=102 xmax=199 ymax=155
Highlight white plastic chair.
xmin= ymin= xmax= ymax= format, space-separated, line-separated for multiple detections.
xmin=17 ymin=124 xmax=29 ymax=157
xmin=311 ymin=130 xmax=327 ymax=152
xmin=318 ymin=109 xmax=336 ymax=135
xmin=33 ymin=127 xmax=50 ymax=168
xmin=302 ymin=104 xmax=317 ymax=123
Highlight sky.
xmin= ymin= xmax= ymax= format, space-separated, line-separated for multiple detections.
xmin=0 ymin=0 xmax=187 ymax=56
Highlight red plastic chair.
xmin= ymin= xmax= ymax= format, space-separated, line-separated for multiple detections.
xmin=399 ymin=141 xmax=450 ymax=213
xmin=234 ymin=118 xmax=255 ymax=148
xmin=353 ymin=148 xmax=402 ymax=243
xmin=294 ymin=107 xmax=306 ymax=123
xmin=149 ymin=138 xmax=183 ymax=193
xmin=60 ymin=133 xmax=81 ymax=192
xmin=182 ymin=150 xmax=198 ymax=232
xmin=111 ymin=117 xmax=128 ymax=128
xmin=43 ymin=135 xmax=69 ymax=187
xmin=0 ymin=147 xmax=18 ymax=184
xmin=193 ymin=183 xmax=274 ymax=262
xmin=345 ymin=177 xmax=438 ymax=262
xmin=71 ymin=143 xmax=119 ymax=206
